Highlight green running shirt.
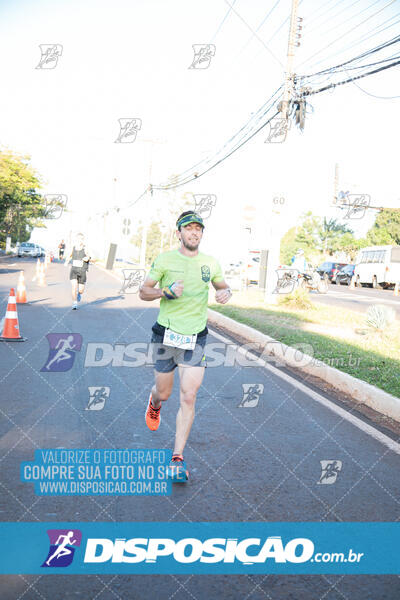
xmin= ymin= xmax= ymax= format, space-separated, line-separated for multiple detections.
xmin=148 ymin=249 xmax=224 ymax=335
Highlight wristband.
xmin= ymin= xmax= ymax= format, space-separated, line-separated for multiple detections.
xmin=162 ymin=284 xmax=178 ymax=299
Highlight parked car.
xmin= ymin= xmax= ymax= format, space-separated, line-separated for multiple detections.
xmin=354 ymin=245 xmax=400 ymax=288
xmin=317 ymin=261 xmax=348 ymax=283
xmin=336 ymin=264 xmax=355 ymax=285
xmin=17 ymin=242 xmax=39 ymax=258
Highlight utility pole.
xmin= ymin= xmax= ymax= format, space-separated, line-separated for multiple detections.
xmin=137 ymin=138 xmax=165 ymax=268
xmin=264 ymin=0 xmax=300 ymax=304
xmin=280 ymin=0 xmax=300 ymax=121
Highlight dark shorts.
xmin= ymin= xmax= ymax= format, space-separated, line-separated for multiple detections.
xmin=70 ymin=267 xmax=87 ymax=284
xmin=150 ymin=322 xmax=207 ymax=373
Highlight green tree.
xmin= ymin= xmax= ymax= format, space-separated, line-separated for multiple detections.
xmin=0 ymin=150 xmax=45 ymax=246
xmin=366 ymin=208 xmax=400 ymax=245
xmin=131 ymin=221 xmax=162 ymax=266
xmin=335 ymin=232 xmax=368 ymax=261
xmin=280 ymin=226 xmax=298 ymax=265
xmin=318 ymin=217 xmax=353 ymax=254
xmin=294 ymin=211 xmax=321 ymax=251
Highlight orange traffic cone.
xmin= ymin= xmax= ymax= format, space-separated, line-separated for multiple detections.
xmin=37 ymin=261 xmax=46 ymax=287
xmin=0 ymin=288 xmax=26 ymax=342
xmin=16 ymin=271 xmax=27 ymax=303
xmin=32 ymin=258 xmax=40 ymax=282
xmin=394 ymin=283 xmax=399 ymax=297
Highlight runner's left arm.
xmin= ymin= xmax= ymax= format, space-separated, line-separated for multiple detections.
xmin=212 ymin=279 xmax=232 ymax=304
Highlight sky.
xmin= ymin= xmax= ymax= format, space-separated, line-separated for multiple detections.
xmin=0 ymin=0 xmax=399 ymax=264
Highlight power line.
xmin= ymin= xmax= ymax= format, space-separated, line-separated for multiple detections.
xmin=303 ymin=10 xmax=400 ymax=73
xmin=151 ymin=86 xmax=282 ymax=188
xmin=222 ymin=0 xmax=284 ymax=68
xmin=153 ymin=110 xmax=280 ymax=191
xmin=297 ymin=0 xmax=397 ymax=69
xmin=126 ymin=24 xmax=400 ymax=204
xmin=300 ymin=33 xmax=400 ymax=80
xmin=303 ymin=0 xmax=347 ymax=28
xmin=306 ymin=0 xmax=378 ymax=36
xmin=302 ymin=56 xmax=400 ymax=97
xmin=210 ymin=0 xmax=238 ymax=43
xmin=153 ymin=90 xmax=282 ymax=190
xmin=232 ymin=0 xmax=282 ymax=56
xmin=347 ymin=76 xmax=400 ymax=99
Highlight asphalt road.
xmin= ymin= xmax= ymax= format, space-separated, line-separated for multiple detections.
xmin=308 ymin=281 xmax=400 ymax=317
xmin=0 ymin=256 xmax=399 ymax=599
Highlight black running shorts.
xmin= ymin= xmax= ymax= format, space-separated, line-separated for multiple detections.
xmin=69 ymin=267 xmax=87 ymax=283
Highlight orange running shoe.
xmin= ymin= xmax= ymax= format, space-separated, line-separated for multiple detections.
xmin=145 ymin=393 xmax=161 ymax=431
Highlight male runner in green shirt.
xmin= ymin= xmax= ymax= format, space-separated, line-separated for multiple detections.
xmin=139 ymin=211 xmax=232 ymax=482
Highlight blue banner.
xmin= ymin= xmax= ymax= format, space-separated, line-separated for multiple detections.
xmin=20 ymin=449 xmax=172 ymax=496
xmin=0 ymin=522 xmax=398 ymax=574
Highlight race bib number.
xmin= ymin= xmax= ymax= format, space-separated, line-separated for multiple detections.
xmin=72 ymin=259 xmax=83 ymax=267
xmin=163 ymin=328 xmax=197 ymax=350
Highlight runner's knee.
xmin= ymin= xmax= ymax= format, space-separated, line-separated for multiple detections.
xmin=180 ymin=390 xmax=197 ymax=407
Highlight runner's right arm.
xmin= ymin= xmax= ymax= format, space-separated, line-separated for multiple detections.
xmin=139 ymin=277 xmax=184 ymax=301
xmin=139 ymin=277 xmax=163 ymax=301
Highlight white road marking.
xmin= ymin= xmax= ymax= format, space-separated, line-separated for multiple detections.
xmin=325 ymin=291 xmax=400 ymax=305
xmin=209 ymin=327 xmax=400 ymax=456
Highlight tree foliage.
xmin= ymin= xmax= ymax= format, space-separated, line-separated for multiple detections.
xmin=366 ymin=208 xmax=400 ymax=246
xmin=0 ymin=150 xmax=45 ymax=246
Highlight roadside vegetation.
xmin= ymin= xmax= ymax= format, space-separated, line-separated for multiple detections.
xmin=209 ymin=288 xmax=400 ymax=399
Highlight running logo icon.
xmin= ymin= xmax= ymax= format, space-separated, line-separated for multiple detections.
xmin=239 ymin=384 xmax=264 ymax=408
xmin=194 ymin=194 xmax=217 ymax=219
xmin=115 ymin=118 xmax=142 ymax=143
xmin=86 ymin=386 xmax=110 ymax=410
xmin=42 ymin=529 xmax=82 ymax=567
xmin=189 ymin=44 xmax=215 ymax=69
xmin=120 ymin=269 xmax=145 ymax=294
xmin=41 ymin=333 xmax=83 ymax=372
xmin=318 ymin=460 xmax=342 ymax=484
xmin=36 ymin=44 xmax=63 ymax=69
xmin=342 ymin=193 xmax=370 ymax=220
xmin=274 ymin=268 xmax=299 ymax=294
xmin=44 ymin=194 xmax=68 ymax=219
xmin=265 ymin=117 xmax=290 ymax=143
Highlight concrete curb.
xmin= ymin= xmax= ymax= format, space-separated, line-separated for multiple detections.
xmin=207 ymin=308 xmax=400 ymax=422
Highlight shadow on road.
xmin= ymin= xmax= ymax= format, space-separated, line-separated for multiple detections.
xmin=84 ymin=295 xmax=123 ymax=307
